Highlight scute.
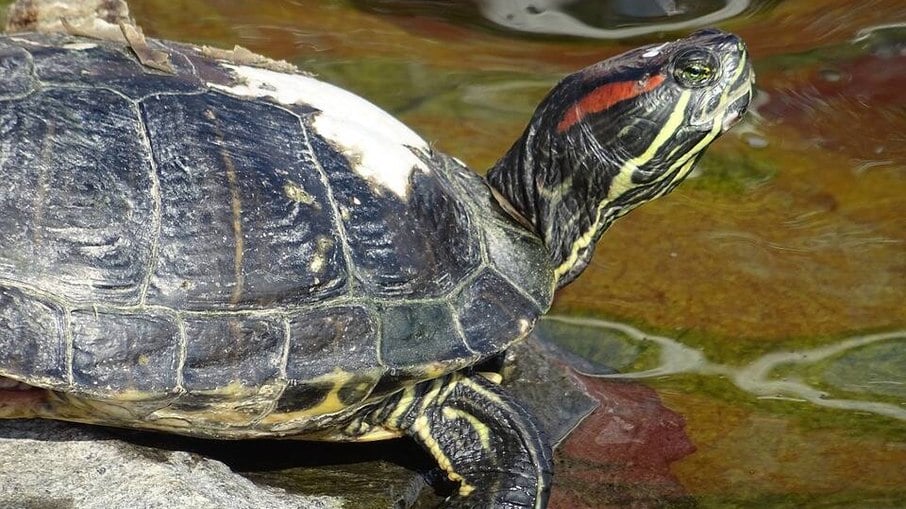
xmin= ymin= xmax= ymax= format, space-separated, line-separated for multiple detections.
xmin=70 ymin=309 xmax=180 ymax=397
xmin=0 ymin=88 xmax=156 ymax=306
xmin=24 ymin=33 xmax=203 ymax=99
xmin=0 ymin=286 xmax=66 ymax=388
xmin=449 ymin=164 xmax=555 ymax=309
xmin=141 ymin=91 xmax=348 ymax=310
xmin=181 ymin=315 xmax=284 ymax=391
xmin=379 ymin=302 xmax=474 ymax=368
xmin=309 ymin=131 xmax=483 ymax=299
xmin=285 ymin=305 xmax=379 ymax=380
xmin=454 ymin=270 xmax=538 ymax=354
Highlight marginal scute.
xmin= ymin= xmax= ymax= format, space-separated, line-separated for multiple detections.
xmin=274 ymin=380 xmax=334 ymax=413
xmin=380 ymin=302 xmax=474 ymax=369
xmin=284 ymin=306 xmax=380 ymax=387
xmin=181 ymin=316 xmax=284 ymax=391
xmin=0 ymin=286 xmax=66 ymax=388
xmin=337 ymin=374 xmax=379 ymax=406
xmin=70 ymin=309 xmax=180 ymax=398
xmin=264 ymin=365 xmax=385 ymax=432
xmin=454 ymin=270 xmax=540 ymax=354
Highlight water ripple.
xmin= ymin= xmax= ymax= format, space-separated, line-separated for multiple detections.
xmin=542 ymin=315 xmax=906 ymax=420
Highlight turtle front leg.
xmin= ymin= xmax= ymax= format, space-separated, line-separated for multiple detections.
xmin=370 ymin=372 xmax=553 ymax=508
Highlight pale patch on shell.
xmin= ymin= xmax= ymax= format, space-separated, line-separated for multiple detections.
xmin=62 ymin=42 xmax=98 ymax=50
xmin=642 ymin=44 xmax=666 ymax=58
xmin=208 ymin=64 xmax=430 ymax=199
xmin=283 ymin=180 xmax=316 ymax=206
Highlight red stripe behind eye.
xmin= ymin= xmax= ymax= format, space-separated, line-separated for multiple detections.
xmin=556 ymin=74 xmax=665 ymax=133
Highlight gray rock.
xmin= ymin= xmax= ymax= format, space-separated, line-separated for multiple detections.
xmin=0 ymin=420 xmax=341 ymax=509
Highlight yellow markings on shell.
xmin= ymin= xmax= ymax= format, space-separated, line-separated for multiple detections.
xmin=309 ymin=236 xmax=334 ymax=275
xmin=442 ymin=406 xmax=492 ymax=452
xmin=553 ymin=89 xmax=695 ymax=281
xmin=144 ymin=416 xmax=193 ymax=429
xmin=412 ymin=414 xmax=476 ymax=496
xmin=421 ymin=361 xmax=452 ymax=380
xmin=309 ymin=254 xmax=325 ymax=274
xmin=0 ymin=403 xmax=34 ymax=419
xmin=261 ymin=368 xmax=379 ymax=429
xmin=99 ymin=388 xmax=170 ymax=402
xmin=283 ymin=180 xmax=316 ymax=205
xmin=204 ymin=108 xmax=247 ymax=306
xmin=151 ymin=380 xmax=284 ymax=427
xmin=36 ymin=390 xmax=169 ymax=427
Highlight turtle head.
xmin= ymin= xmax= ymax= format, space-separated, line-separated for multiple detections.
xmin=487 ymin=29 xmax=754 ymax=286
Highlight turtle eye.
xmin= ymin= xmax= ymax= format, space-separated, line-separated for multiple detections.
xmin=673 ymin=48 xmax=720 ymax=88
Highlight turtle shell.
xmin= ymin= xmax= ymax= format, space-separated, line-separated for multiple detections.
xmin=0 ymin=33 xmax=554 ymax=437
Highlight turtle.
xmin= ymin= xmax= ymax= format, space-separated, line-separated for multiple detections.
xmin=0 ymin=14 xmax=754 ymax=508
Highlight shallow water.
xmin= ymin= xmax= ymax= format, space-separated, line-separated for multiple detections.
xmin=5 ymin=0 xmax=904 ymax=506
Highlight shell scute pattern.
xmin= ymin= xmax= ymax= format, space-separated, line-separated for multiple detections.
xmin=140 ymin=91 xmax=348 ymax=310
xmin=25 ymin=33 xmax=203 ymax=99
xmin=307 ymin=131 xmax=483 ymax=299
xmin=453 ymin=270 xmax=538 ymax=353
xmin=378 ymin=301 xmax=475 ymax=367
xmin=0 ymin=87 xmax=156 ymax=306
xmin=0 ymin=285 xmax=67 ymax=388
xmin=69 ymin=308 xmax=180 ymax=396
xmin=181 ymin=315 xmax=285 ymax=391
xmin=0 ymin=33 xmax=556 ymax=429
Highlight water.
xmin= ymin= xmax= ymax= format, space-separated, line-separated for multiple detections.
xmin=6 ymin=0 xmax=904 ymax=506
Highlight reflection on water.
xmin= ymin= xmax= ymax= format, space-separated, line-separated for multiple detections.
xmin=476 ymin=0 xmax=755 ymax=38
xmin=540 ymin=316 xmax=906 ymax=421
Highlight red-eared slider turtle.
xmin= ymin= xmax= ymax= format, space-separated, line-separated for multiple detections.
xmin=0 ymin=19 xmax=753 ymax=508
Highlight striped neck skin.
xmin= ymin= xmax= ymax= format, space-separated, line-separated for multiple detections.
xmin=487 ymin=29 xmax=754 ymax=288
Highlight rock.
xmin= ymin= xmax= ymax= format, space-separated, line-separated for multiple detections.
xmin=549 ymin=377 xmax=696 ymax=508
xmin=504 ymin=336 xmax=600 ymax=445
xmin=0 ymin=420 xmax=341 ymax=509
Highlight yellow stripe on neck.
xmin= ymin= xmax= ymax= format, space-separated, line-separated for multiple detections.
xmin=553 ymin=90 xmax=692 ymax=281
